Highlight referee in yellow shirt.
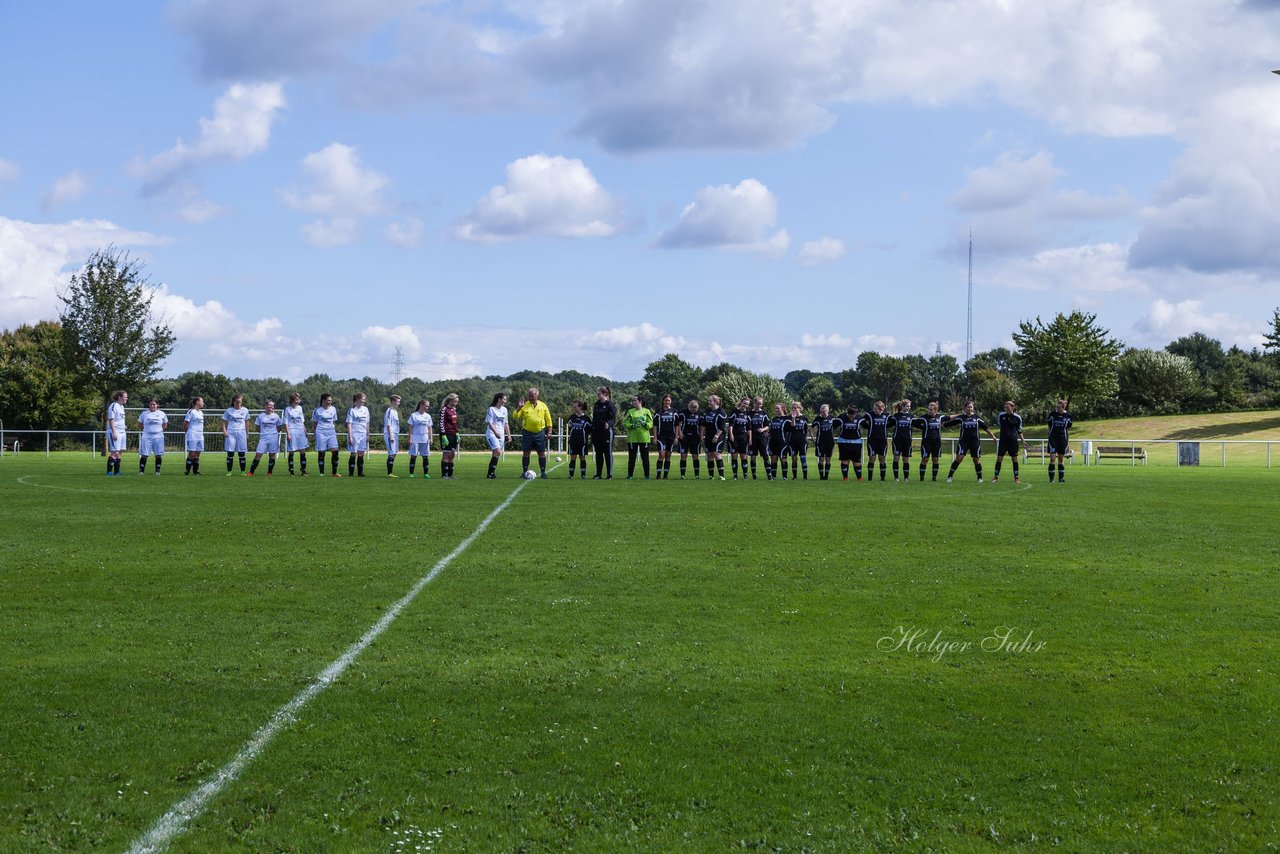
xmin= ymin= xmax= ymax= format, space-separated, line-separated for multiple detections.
xmin=513 ymin=387 xmax=553 ymax=479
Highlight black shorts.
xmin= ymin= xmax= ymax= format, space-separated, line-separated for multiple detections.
xmin=867 ymin=438 xmax=887 ymax=457
xmin=997 ymin=438 xmax=1020 ymax=457
xmin=893 ymin=435 xmax=913 ymax=457
xmin=704 ymin=437 xmax=724 ymax=454
xmin=656 ymin=435 xmax=677 ymax=454
xmin=751 ymin=432 xmax=770 ymax=455
xmin=790 ymin=441 xmax=807 ymax=457
xmin=679 ymin=437 xmax=701 ymax=455
xmin=568 ymin=436 xmax=588 ymax=455
xmin=920 ymin=437 xmax=942 ymax=459
xmin=816 ymin=438 xmax=834 ymax=457
xmin=769 ymin=436 xmax=785 ymax=457
xmin=838 ymin=441 xmax=862 ymax=463
xmin=958 ymin=437 xmax=981 ymax=458
xmin=1048 ymin=436 xmax=1070 ymax=455
xmin=440 ymin=433 xmax=459 ymax=452
xmin=731 ymin=434 xmax=749 ymax=455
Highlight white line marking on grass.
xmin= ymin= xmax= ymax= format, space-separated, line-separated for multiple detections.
xmin=126 ymin=470 xmax=554 ymax=854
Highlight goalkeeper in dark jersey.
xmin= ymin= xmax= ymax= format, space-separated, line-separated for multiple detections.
xmin=1047 ymin=399 xmax=1073 ymax=483
xmin=991 ymin=400 xmax=1025 ymax=483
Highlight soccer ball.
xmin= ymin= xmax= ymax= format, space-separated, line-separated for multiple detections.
xmin=523 ymin=470 xmax=537 ymax=480
xmin=555 ymin=456 xmax=562 ymax=462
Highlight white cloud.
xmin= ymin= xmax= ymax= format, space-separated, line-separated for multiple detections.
xmin=952 ymin=152 xmax=1061 ymax=212
xmin=149 ymin=285 xmax=241 ymax=341
xmin=987 ymin=243 xmax=1137 ymax=294
xmin=131 ymin=82 xmax=285 ymax=193
xmin=656 ymin=178 xmax=789 ymax=256
xmin=361 ymin=324 xmax=422 ymax=357
xmin=799 ymin=333 xmax=852 ymax=349
xmin=384 ymin=216 xmax=425 ymax=247
xmin=177 ymin=198 xmax=231 ymax=223
xmin=282 ymin=143 xmax=389 ymax=247
xmin=584 ymin=322 xmax=686 ymax=352
xmin=0 ymin=157 xmax=18 ymax=184
xmin=41 ymin=171 xmax=90 ymax=211
xmin=796 ymin=237 xmax=845 ymax=267
xmin=454 ymin=154 xmax=623 ymax=243
xmin=0 ymin=216 xmax=167 ymax=329
xmin=1132 ymin=298 xmax=1265 ymax=349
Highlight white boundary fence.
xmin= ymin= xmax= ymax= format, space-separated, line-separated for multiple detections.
xmin=2 ymin=428 xmax=1278 ymax=467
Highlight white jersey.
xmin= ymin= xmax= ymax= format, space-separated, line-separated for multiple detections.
xmin=346 ymin=405 xmax=370 ymax=440
xmin=384 ymin=407 xmax=400 ymax=436
xmin=184 ymin=409 xmax=204 ymax=440
xmin=256 ymin=412 xmax=283 ymax=434
xmin=313 ymin=405 xmax=339 ymax=435
xmin=108 ymin=401 xmax=127 ymax=434
xmin=486 ymin=406 xmax=509 ymax=438
xmin=222 ymin=406 xmax=250 ymax=433
xmin=284 ymin=404 xmax=306 ymax=434
xmin=408 ymin=411 xmax=434 ymax=443
xmin=139 ymin=410 xmax=168 ymax=435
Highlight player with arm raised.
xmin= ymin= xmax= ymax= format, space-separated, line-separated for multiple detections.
xmin=312 ymin=393 xmax=340 ymax=476
xmin=248 ymin=399 xmax=283 ymax=476
xmin=222 ymin=394 xmax=250 ymax=475
xmin=284 ymin=392 xmax=309 ymax=476
xmin=407 ymin=398 xmax=434 ymax=479
xmin=991 ymin=400 xmax=1024 ymax=484
xmin=915 ymin=401 xmax=945 ymax=482
xmin=1047 ymin=399 xmax=1073 ymax=483
xmin=944 ymin=401 xmax=997 ymax=482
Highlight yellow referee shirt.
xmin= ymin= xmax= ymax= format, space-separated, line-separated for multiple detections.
xmin=513 ymin=400 xmax=552 ymax=433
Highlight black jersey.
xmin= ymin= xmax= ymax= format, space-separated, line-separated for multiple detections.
xmin=915 ymin=413 xmax=944 ymax=442
xmin=834 ymin=414 xmax=862 ymax=441
xmin=678 ymin=409 xmax=700 ymax=436
xmin=592 ymin=399 xmax=616 ymax=432
xmin=728 ymin=408 xmax=752 ymax=439
xmin=748 ymin=409 xmax=770 ymax=434
xmin=769 ymin=414 xmax=789 ymax=437
xmin=654 ymin=409 xmax=680 ymax=441
xmin=567 ymin=413 xmax=592 ymax=443
xmin=1047 ymin=411 xmax=1073 ymax=441
xmin=862 ymin=411 xmax=890 ymax=444
xmin=812 ymin=416 xmax=835 ymax=443
xmin=997 ymin=411 xmax=1023 ymax=441
xmin=701 ymin=407 xmax=727 ymax=441
xmin=947 ymin=414 xmax=988 ymax=445
xmin=786 ymin=414 xmax=809 ymax=445
xmin=888 ymin=411 xmax=915 ymax=441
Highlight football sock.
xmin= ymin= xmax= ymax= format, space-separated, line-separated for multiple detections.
xmin=191 ymin=458 xmax=199 ymax=474
xmin=539 ymin=457 xmax=547 ymax=476
xmin=993 ymin=460 xmax=1002 ymax=477
xmin=409 ymin=457 xmax=417 ymax=474
xmin=185 ymin=458 xmax=192 ymax=474
xmin=568 ymin=459 xmax=575 ymax=476
xmin=249 ymin=458 xmax=260 ymax=474
xmin=731 ymin=459 xmax=739 ymax=477
xmin=349 ymin=455 xmax=356 ymax=476
xmin=267 ymin=457 xmax=275 ymax=474
xmin=920 ymin=462 xmax=927 ymax=481
xmin=948 ymin=460 xmax=961 ymax=478
xmin=139 ymin=456 xmax=147 ymax=473
xmin=356 ymin=457 xmax=365 ymax=476
xmin=238 ymin=452 xmax=246 ymax=472
xmin=680 ymin=458 xmax=687 ymax=477
xmin=387 ymin=457 xmax=395 ymax=475
xmin=893 ymin=460 xmax=900 ymax=479
xmin=288 ymin=452 xmax=295 ymax=474
xmin=330 ymin=451 xmax=339 ymax=471
xmin=299 ymin=452 xmax=306 ymax=474
xmin=854 ymin=465 xmax=863 ymax=480
xmin=154 ymin=458 xmax=161 ymax=473
xmin=1012 ymin=462 xmax=1019 ymax=479
xmin=717 ymin=459 xmax=725 ymax=477
xmin=879 ymin=462 xmax=887 ymax=481
xmin=1058 ymin=463 xmax=1065 ymax=482
xmin=975 ymin=463 xmax=983 ymax=480
xmin=841 ymin=462 xmax=849 ymax=479
xmin=226 ymin=452 xmax=234 ymax=472
xmin=800 ymin=457 xmax=808 ymax=478
xmin=750 ymin=459 xmax=757 ymax=478
xmin=693 ymin=459 xmax=700 ymax=476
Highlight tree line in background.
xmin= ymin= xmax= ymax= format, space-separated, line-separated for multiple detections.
xmin=2 ymin=248 xmax=1280 ymax=432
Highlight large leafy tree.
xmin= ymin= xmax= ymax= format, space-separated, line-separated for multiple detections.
xmin=701 ymin=368 xmax=787 ymax=409
xmin=1011 ymin=311 xmax=1122 ymax=408
xmin=58 ymin=246 xmax=176 ymax=409
xmin=638 ymin=353 xmax=703 ymax=407
xmin=0 ymin=321 xmax=98 ymax=428
xmin=1117 ymin=349 xmax=1197 ymax=411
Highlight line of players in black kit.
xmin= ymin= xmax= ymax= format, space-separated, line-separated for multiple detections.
xmin=564 ymin=392 xmax=1074 ymax=484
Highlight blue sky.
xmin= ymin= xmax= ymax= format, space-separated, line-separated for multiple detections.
xmin=2 ymin=0 xmax=1278 ymax=382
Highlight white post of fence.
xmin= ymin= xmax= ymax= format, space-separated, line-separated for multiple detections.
xmin=1221 ymin=442 xmax=1226 ymax=468
xmin=46 ymin=430 xmax=51 ymax=459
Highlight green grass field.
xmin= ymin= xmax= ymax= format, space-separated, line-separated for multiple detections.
xmin=2 ymin=453 xmax=1278 ymax=852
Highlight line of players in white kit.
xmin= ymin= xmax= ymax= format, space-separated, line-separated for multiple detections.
xmin=103 ymin=389 xmax=1075 ymax=484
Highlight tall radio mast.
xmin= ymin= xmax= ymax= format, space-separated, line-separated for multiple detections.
xmin=966 ymin=230 xmax=974 ymax=363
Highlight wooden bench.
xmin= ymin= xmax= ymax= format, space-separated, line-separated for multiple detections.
xmin=1093 ymin=445 xmax=1147 ymax=464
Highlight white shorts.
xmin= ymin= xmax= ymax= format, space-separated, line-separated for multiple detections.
xmin=257 ymin=433 xmax=280 ymax=455
xmin=385 ymin=432 xmax=398 ymax=456
xmin=287 ymin=428 xmax=309 ymax=452
xmin=315 ymin=431 xmax=339 ymax=452
xmin=225 ymin=431 xmax=248 ymax=453
xmin=486 ymin=432 xmax=505 ymax=451
xmin=139 ymin=435 xmax=165 ymax=456
xmin=108 ymin=431 xmax=127 ymax=453
xmin=348 ymin=434 xmax=369 ymax=453
xmin=409 ymin=442 xmax=431 ymax=457
xmin=185 ymin=435 xmax=204 ymax=452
